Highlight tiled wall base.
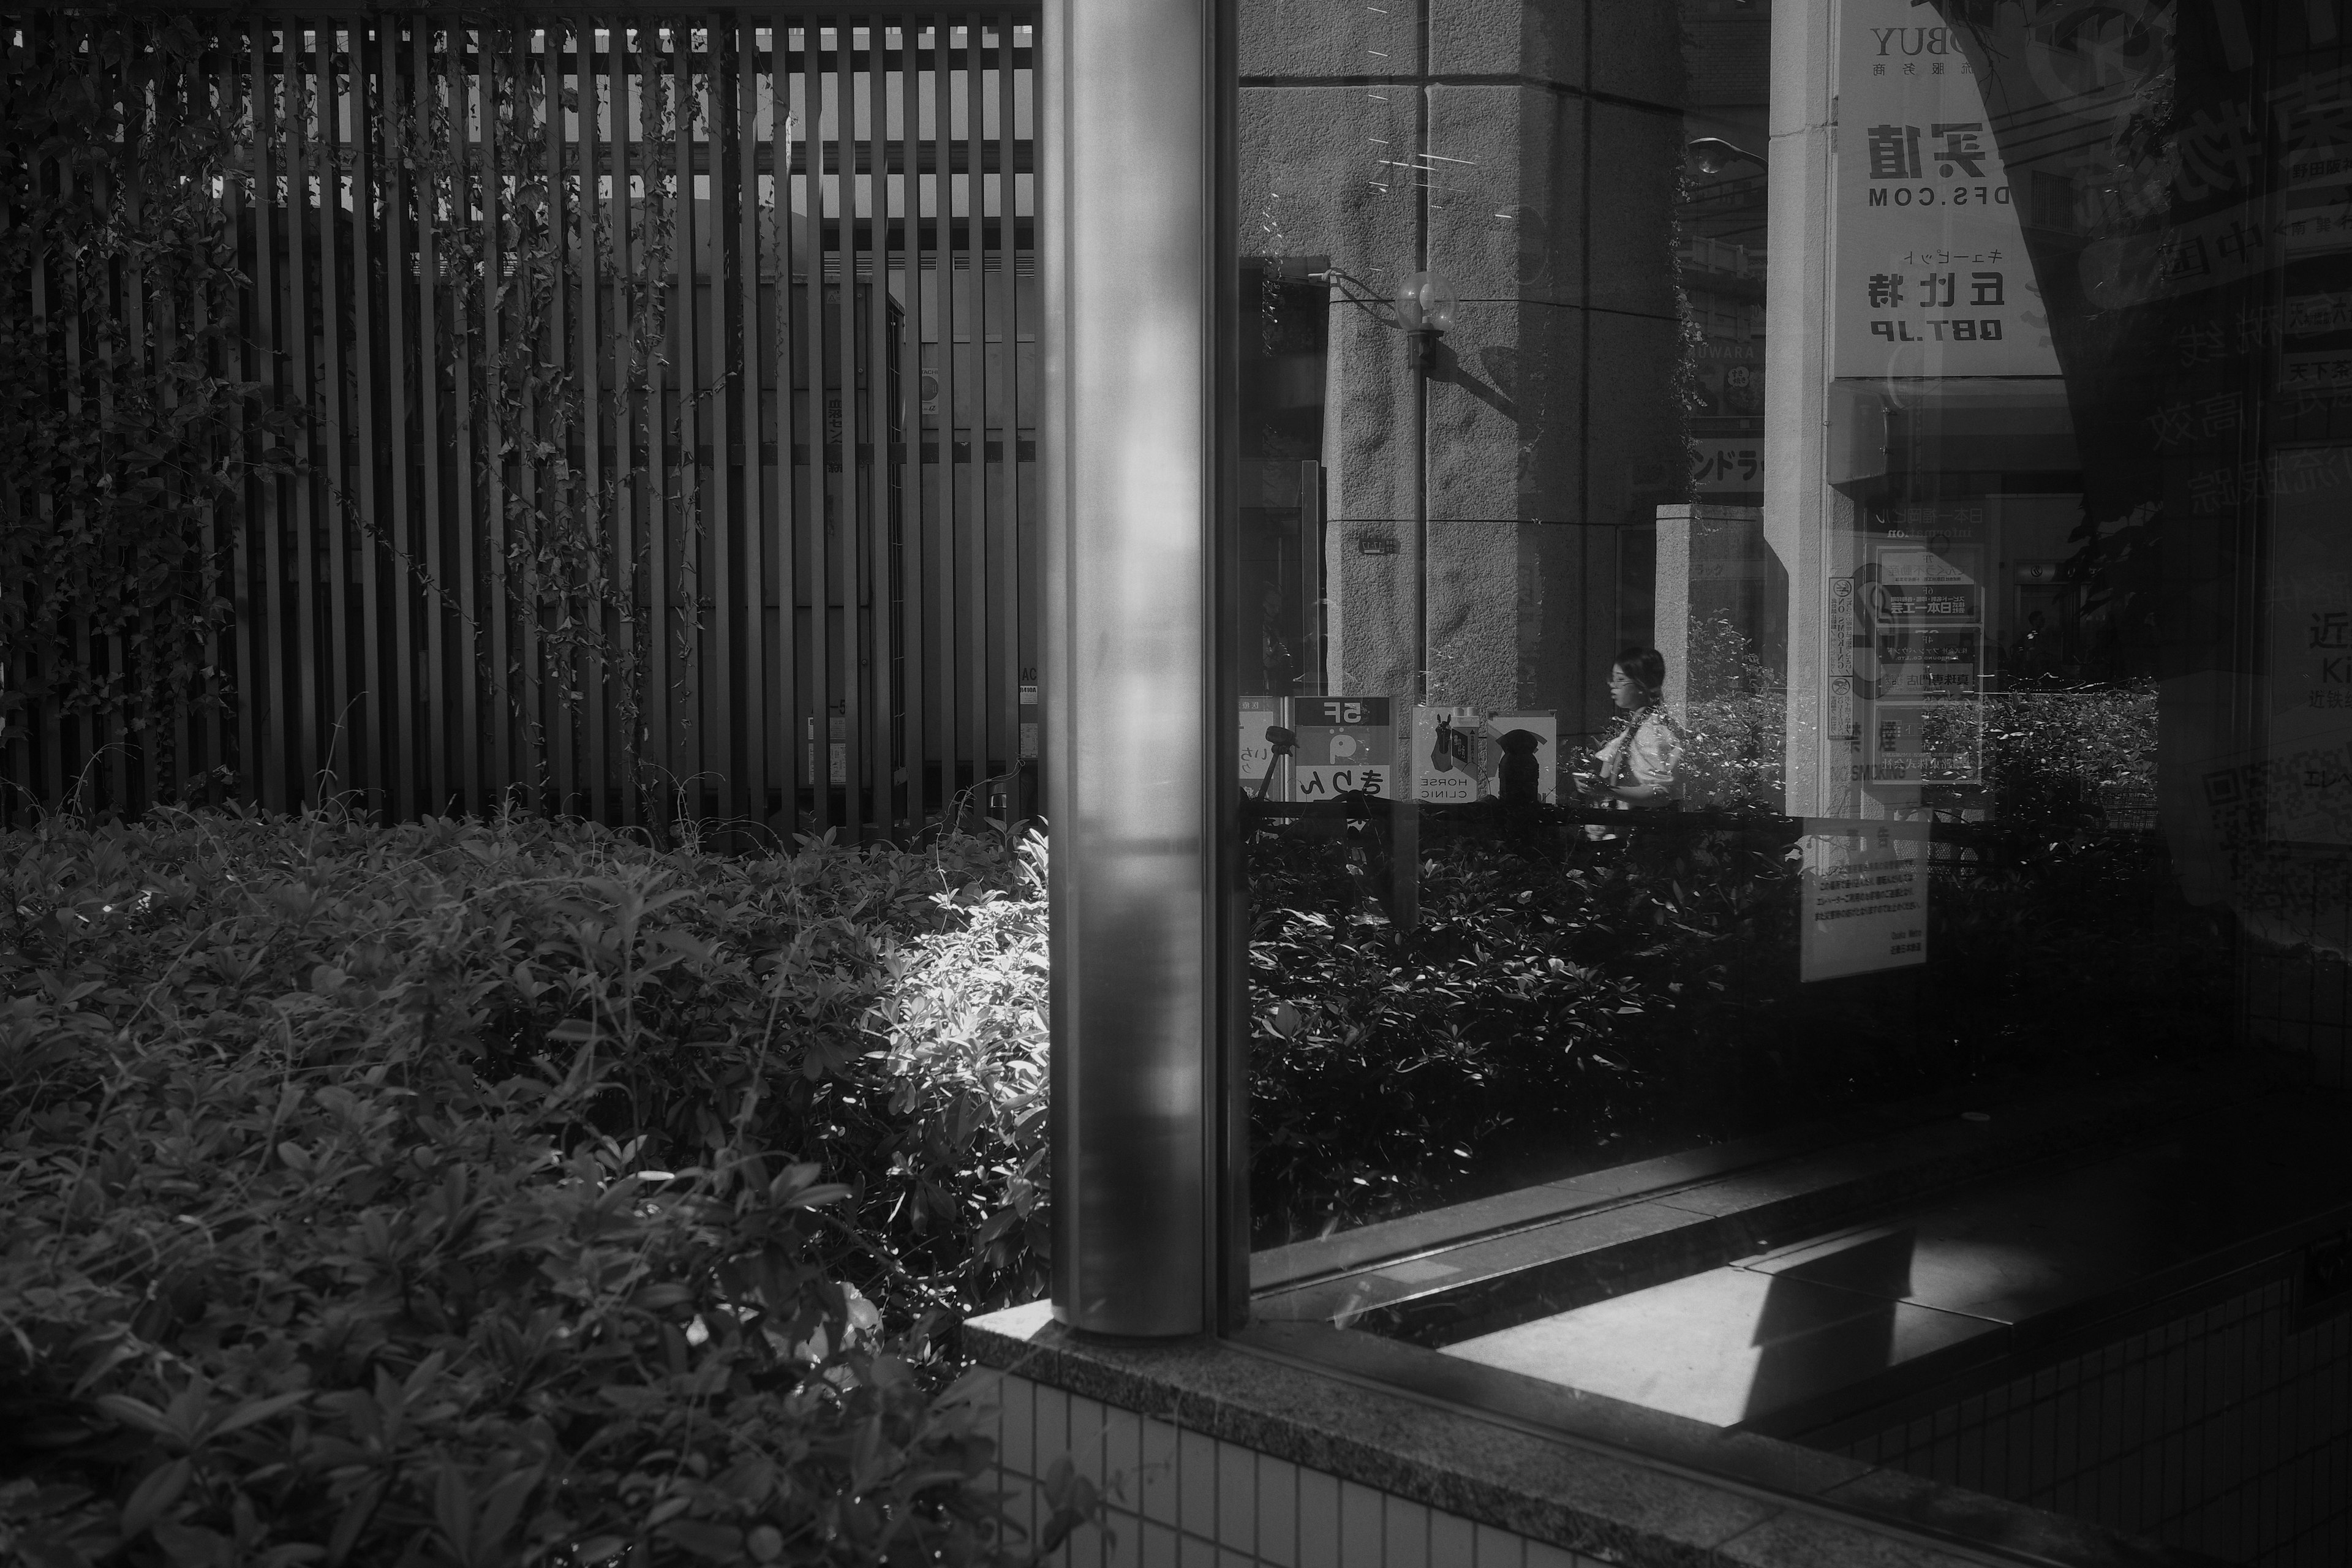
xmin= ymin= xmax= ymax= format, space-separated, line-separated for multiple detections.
xmin=984 ymin=1370 xmax=1600 ymax=1568
xmin=2243 ymin=943 xmax=2350 ymax=1088
xmin=1835 ymin=1273 xmax=2352 ymax=1567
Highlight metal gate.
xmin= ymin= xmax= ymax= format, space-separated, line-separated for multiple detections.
xmin=2 ymin=8 xmax=1039 ymax=840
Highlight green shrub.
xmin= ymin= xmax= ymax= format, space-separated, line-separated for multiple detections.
xmin=1674 ymin=612 xmax=1785 ymax=810
xmin=1980 ymin=682 xmax=2158 ymax=828
xmin=2 ymin=774 xmax=2221 ymax=1558
xmin=1245 ymin=816 xmax=1800 ymax=1243
xmin=1243 ymin=799 xmax=2230 ymax=1246
xmin=0 ymin=804 xmax=1069 ymax=1568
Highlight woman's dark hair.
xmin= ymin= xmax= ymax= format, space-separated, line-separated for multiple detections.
xmin=1615 ymin=646 xmax=1667 ymax=706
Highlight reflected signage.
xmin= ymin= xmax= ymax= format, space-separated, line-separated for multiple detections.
xmin=1291 ymin=696 xmax=1395 ymax=800
xmin=1409 ymin=708 xmax=1559 ymax=804
xmin=1866 ymin=703 xmax=1983 ymax=784
xmin=1843 ymin=541 xmax=1985 ymax=785
xmin=1240 ymin=695 xmax=1287 ymax=801
xmin=1800 ymin=820 xmax=1929 ymax=981
xmin=2264 ymin=457 xmax=2352 ymax=844
xmin=1832 ymin=0 xmax=2060 ymax=378
xmin=1412 ymin=706 xmax=1486 ymax=804
xmin=1691 ymin=437 xmax=1765 ymax=495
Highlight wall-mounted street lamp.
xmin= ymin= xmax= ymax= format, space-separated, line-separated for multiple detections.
xmin=1392 ymin=270 xmax=1457 ymax=372
xmin=1313 ymin=263 xmax=1456 ymax=371
xmin=1686 ymin=137 xmax=1765 ymax=176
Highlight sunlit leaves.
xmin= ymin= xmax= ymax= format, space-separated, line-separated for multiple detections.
xmin=0 ymin=803 xmax=1077 ymax=1567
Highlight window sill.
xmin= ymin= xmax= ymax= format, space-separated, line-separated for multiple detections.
xmin=1248 ymin=1055 xmax=2303 ymax=1346
xmin=965 ymin=1301 xmax=2218 ymax=1566
xmin=967 ymin=1055 xmax=2348 ymax=1566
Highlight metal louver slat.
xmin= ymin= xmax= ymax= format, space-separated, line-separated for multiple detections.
xmin=2 ymin=6 xmax=1039 ymax=837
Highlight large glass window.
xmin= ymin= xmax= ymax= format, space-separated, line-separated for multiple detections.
xmin=1226 ymin=0 xmax=2341 ymax=1273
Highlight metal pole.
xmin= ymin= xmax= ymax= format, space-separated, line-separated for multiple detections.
xmin=1393 ymin=333 xmax=1427 ymax=932
xmin=1042 ymin=0 xmax=1237 ymax=1337
xmin=1411 ymin=331 xmax=1429 ymax=688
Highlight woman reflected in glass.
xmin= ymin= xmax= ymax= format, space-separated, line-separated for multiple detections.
xmin=1578 ymin=647 xmax=1681 ymax=822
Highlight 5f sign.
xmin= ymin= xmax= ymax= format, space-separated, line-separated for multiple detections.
xmin=1298 ymin=698 xmax=1376 ymax=726
xmin=1291 ymin=697 xmax=1395 ymax=800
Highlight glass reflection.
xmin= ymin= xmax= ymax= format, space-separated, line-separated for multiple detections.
xmin=1230 ymin=0 xmax=2340 ymax=1264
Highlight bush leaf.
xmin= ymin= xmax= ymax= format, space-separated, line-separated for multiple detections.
xmin=119 ymin=1457 xmax=192 ymax=1537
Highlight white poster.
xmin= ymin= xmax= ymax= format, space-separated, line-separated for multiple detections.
xmin=1485 ymin=711 xmax=1559 ymax=805
xmin=1833 ymin=0 xmax=2060 ymax=379
xmin=1800 ymin=819 xmax=1928 ymax=981
xmin=1240 ymin=695 xmax=1287 ymax=801
xmin=1410 ymin=709 xmax=1560 ymax=804
xmin=2264 ymin=456 xmax=2352 ymax=844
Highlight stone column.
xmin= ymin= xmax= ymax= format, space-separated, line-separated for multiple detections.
xmin=1763 ymin=0 xmax=1838 ymax=815
xmin=1242 ymin=1 xmax=1689 ymax=740
xmin=1654 ymin=502 xmax=1768 ymax=714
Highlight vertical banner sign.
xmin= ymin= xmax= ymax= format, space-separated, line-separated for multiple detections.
xmin=1800 ymin=820 xmax=1928 ymax=981
xmin=1292 ymin=697 xmax=1395 ymax=799
xmin=1396 ymin=701 xmax=1417 ymax=802
xmin=1833 ymin=0 xmax=2061 ymax=379
xmin=1865 ymin=543 xmax=1983 ymax=783
xmin=1240 ymin=696 xmax=1287 ymax=801
xmin=1825 ymin=573 xmax=1862 ymax=815
xmin=2266 ymin=463 xmax=2352 ymax=843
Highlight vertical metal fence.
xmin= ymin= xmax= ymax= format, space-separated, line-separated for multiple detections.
xmin=2 ymin=8 xmax=1039 ymax=843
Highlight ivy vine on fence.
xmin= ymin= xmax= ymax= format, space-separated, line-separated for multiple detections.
xmin=337 ymin=22 xmax=721 ymax=813
xmin=4 ymin=17 xmax=732 ymax=822
xmin=0 ymin=15 xmax=297 ymax=799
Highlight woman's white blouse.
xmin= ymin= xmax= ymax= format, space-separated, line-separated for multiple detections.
xmin=1595 ymin=710 xmax=1681 ymax=792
